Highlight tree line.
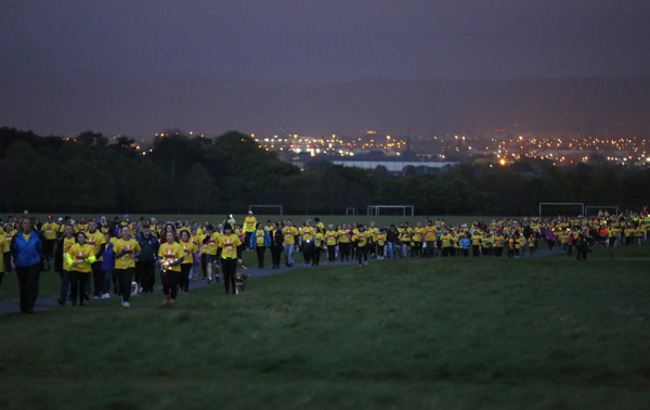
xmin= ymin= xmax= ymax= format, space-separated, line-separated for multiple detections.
xmin=1 ymin=127 xmax=648 ymax=216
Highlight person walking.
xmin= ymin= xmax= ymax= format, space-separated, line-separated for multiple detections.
xmin=219 ymin=224 xmax=243 ymax=295
xmin=66 ymin=232 xmax=95 ymax=306
xmin=178 ymin=229 xmax=197 ymax=293
xmin=10 ymin=216 xmax=48 ymax=313
xmin=158 ymin=230 xmax=184 ymax=304
xmin=269 ymin=221 xmax=284 ymax=269
xmin=136 ymin=222 xmax=160 ymax=294
xmin=55 ymin=224 xmax=76 ymax=306
xmin=113 ymin=226 xmax=141 ymax=308
xmin=250 ymin=222 xmax=271 ymax=269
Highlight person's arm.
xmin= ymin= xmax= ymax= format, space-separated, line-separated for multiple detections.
xmin=249 ymin=231 xmax=256 ymax=249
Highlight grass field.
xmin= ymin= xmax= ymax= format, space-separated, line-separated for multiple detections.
xmin=1 ymin=243 xmax=649 ymax=409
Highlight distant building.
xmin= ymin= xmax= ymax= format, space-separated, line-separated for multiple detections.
xmin=331 ymin=159 xmax=457 ymax=172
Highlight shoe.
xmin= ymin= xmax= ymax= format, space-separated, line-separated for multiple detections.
xmin=93 ymin=295 xmax=100 ymax=301
xmin=207 ymin=278 xmax=212 ymax=284
xmin=163 ymin=298 xmax=169 ymax=304
xmin=83 ymin=293 xmax=90 ymax=301
xmin=123 ymin=301 xmax=130 ymax=308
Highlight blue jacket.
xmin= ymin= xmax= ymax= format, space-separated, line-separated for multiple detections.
xmin=249 ymin=229 xmax=271 ymax=249
xmin=137 ymin=234 xmax=160 ymax=264
xmin=102 ymin=242 xmax=115 ymax=272
xmin=10 ymin=230 xmax=45 ymax=267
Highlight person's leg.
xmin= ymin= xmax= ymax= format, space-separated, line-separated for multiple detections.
xmin=169 ymin=271 xmax=180 ymax=300
xmin=161 ymin=269 xmax=171 ymax=299
xmin=79 ymin=274 xmax=90 ymax=306
xmin=118 ymin=268 xmax=134 ymax=304
xmin=180 ymin=264 xmax=191 ymax=292
xmin=59 ymin=270 xmax=70 ymax=305
xmin=222 ymin=258 xmax=236 ymax=294
xmin=256 ymin=246 xmax=265 ymax=268
xmin=102 ymin=269 xmax=112 ymax=297
xmin=24 ymin=265 xmax=41 ymax=312
xmin=92 ymin=262 xmax=103 ymax=298
xmin=69 ymin=270 xmax=80 ymax=306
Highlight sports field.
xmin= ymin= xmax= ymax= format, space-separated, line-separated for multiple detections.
xmin=1 ymin=240 xmax=649 ymax=409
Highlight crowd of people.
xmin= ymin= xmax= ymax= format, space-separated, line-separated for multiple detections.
xmin=1 ymin=209 xmax=648 ymax=313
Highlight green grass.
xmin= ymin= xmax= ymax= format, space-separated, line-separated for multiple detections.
xmin=1 ymin=243 xmax=649 ymax=409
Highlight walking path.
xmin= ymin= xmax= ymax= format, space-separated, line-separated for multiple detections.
xmin=0 ymin=261 xmax=302 ymax=316
xmin=2 ymin=245 xmax=636 ymax=316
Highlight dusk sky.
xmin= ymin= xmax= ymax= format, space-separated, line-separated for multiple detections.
xmin=2 ymin=0 xmax=650 ymax=138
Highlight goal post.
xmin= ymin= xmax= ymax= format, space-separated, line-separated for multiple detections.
xmin=538 ymin=202 xmax=584 ymax=217
xmin=367 ymin=205 xmax=415 ymax=217
xmin=248 ymin=204 xmax=283 ymax=215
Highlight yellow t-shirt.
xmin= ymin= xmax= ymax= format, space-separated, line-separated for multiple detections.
xmin=282 ymin=227 xmax=298 ymax=245
xmin=0 ymin=240 xmax=9 ymax=273
xmin=254 ymin=230 xmax=267 ymax=247
xmin=179 ymin=240 xmax=197 ymax=265
xmin=61 ymin=237 xmax=76 ymax=271
xmin=244 ymin=216 xmax=257 ymax=233
xmin=67 ymin=243 xmax=94 ymax=273
xmin=158 ymin=242 xmax=184 ymax=272
xmin=424 ymin=226 xmax=438 ymax=241
xmin=114 ymin=238 xmax=141 ymax=270
xmin=300 ymin=226 xmax=316 ymax=242
xmin=4 ymin=229 xmax=16 ymax=248
xmin=85 ymin=230 xmax=106 ymax=262
xmin=41 ymin=222 xmax=59 ymax=240
xmin=325 ymin=230 xmax=338 ymax=246
xmin=352 ymin=231 xmax=368 ymax=247
xmin=336 ymin=229 xmax=351 ymax=244
xmin=219 ymin=234 xmax=242 ymax=259
xmin=412 ymin=227 xmax=424 ymax=243
xmin=201 ymin=232 xmax=221 ymax=255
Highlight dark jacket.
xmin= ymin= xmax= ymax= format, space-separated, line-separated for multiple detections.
xmin=10 ymin=230 xmax=45 ymax=267
xmin=137 ymin=233 xmax=160 ymax=264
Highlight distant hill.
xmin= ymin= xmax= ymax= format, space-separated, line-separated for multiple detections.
xmin=2 ymin=69 xmax=649 ymax=138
